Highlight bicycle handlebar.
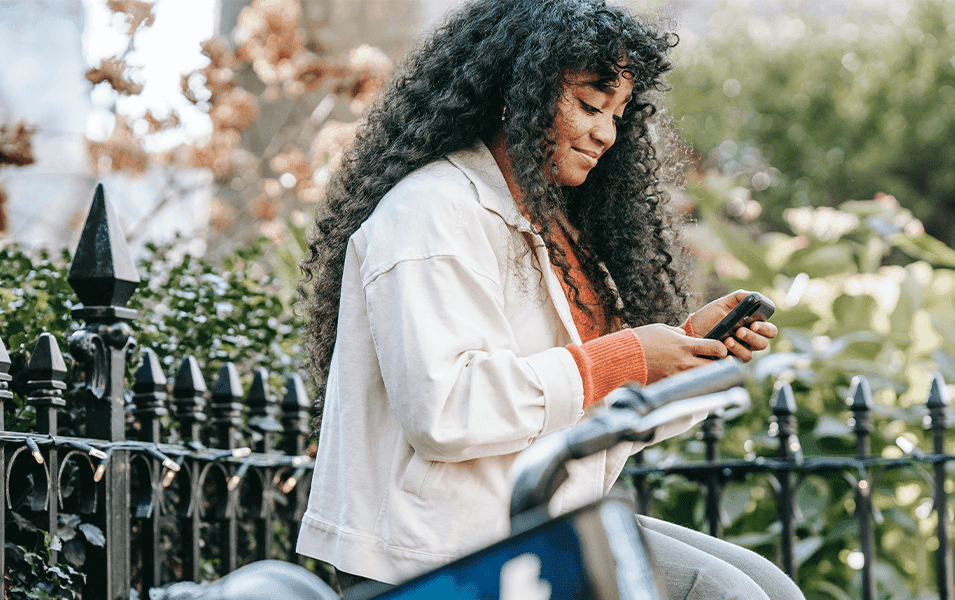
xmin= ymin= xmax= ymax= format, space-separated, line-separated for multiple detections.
xmin=509 ymin=358 xmax=748 ymax=525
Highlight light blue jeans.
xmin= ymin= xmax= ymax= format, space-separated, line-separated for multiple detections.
xmin=637 ymin=515 xmax=806 ymax=600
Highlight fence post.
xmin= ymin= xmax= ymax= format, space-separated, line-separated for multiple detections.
xmin=131 ymin=348 xmax=169 ymax=590
xmin=172 ymin=356 xmax=207 ymax=582
xmin=0 ymin=338 xmax=12 ymax=581
xmin=848 ymin=375 xmax=875 ymax=600
xmin=66 ymin=183 xmax=139 ymax=600
xmin=248 ymin=367 xmax=281 ymax=453
xmin=281 ymin=373 xmax=311 ymax=563
xmin=26 ymin=334 xmax=68 ymax=563
xmin=631 ymin=452 xmax=651 ymax=515
xmin=248 ymin=368 xmax=280 ymax=560
xmin=281 ymin=373 xmax=310 ymax=458
xmin=927 ymin=372 xmax=953 ymax=600
xmin=772 ymin=381 xmax=799 ymax=578
xmin=701 ymin=413 xmax=724 ymax=538
xmin=211 ymin=363 xmax=244 ymax=573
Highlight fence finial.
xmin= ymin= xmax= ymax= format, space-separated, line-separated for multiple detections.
xmin=67 ymin=183 xmax=140 ymax=309
xmin=211 ymin=362 xmax=245 ymax=450
xmin=927 ymin=372 xmax=951 ymax=410
xmin=848 ymin=375 xmax=873 ymax=435
xmin=772 ymin=381 xmax=797 ymax=416
xmin=173 ymin=355 xmax=208 ymax=443
xmin=27 ymin=333 xmax=68 ymax=435
xmin=248 ymin=367 xmax=281 ymax=452
xmin=132 ymin=349 xmax=169 ymax=442
xmin=848 ymin=375 xmax=873 ymax=409
xmin=0 ymin=337 xmax=12 ymax=405
xmin=282 ymin=373 xmax=311 ymax=456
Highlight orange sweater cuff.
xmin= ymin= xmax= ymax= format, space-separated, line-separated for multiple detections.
xmin=567 ymin=329 xmax=648 ymax=409
xmin=682 ymin=313 xmax=696 ymax=338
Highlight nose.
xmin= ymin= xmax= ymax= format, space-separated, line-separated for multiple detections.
xmin=591 ymin=114 xmax=617 ymax=149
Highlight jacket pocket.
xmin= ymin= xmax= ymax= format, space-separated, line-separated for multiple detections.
xmin=399 ymin=451 xmax=434 ymax=497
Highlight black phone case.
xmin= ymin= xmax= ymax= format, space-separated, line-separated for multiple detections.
xmin=703 ymin=292 xmax=776 ymax=341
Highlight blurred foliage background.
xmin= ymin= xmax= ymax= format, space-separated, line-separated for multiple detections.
xmin=666 ymin=0 xmax=955 ymax=245
xmin=3 ymin=0 xmax=955 ymax=598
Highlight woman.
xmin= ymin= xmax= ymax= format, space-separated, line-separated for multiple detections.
xmin=297 ymin=1 xmax=803 ymax=598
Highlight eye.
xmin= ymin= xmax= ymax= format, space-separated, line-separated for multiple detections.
xmin=578 ymin=100 xmax=601 ymax=115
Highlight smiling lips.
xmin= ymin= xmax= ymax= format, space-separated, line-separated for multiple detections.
xmin=573 ymin=147 xmax=600 ymax=167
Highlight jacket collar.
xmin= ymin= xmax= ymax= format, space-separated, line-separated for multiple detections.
xmin=446 ymin=141 xmax=582 ymax=345
xmin=446 ymin=141 xmax=535 ymax=234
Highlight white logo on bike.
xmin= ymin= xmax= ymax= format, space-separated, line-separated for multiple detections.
xmin=500 ymin=553 xmax=552 ymax=600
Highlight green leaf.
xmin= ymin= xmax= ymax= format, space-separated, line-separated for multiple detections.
xmin=812 ymin=580 xmax=855 ymax=600
xmin=813 ymin=416 xmax=852 ymax=438
xmin=56 ymin=513 xmax=81 ymax=541
xmin=79 ymin=523 xmax=106 ymax=547
xmin=61 ymin=538 xmax=86 ymax=568
xmin=12 ymin=511 xmax=38 ymax=533
xmin=896 ymin=233 xmax=955 ymax=268
xmin=791 ymin=245 xmax=856 ymax=278
xmin=831 ymin=294 xmax=877 ymax=334
xmin=721 ymin=485 xmax=752 ymax=526
xmin=795 ymin=536 xmax=824 ymax=566
xmin=888 ymin=269 xmax=924 ymax=344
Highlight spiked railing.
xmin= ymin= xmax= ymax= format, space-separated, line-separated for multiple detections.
xmin=625 ymin=371 xmax=955 ymax=600
xmin=0 ymin=184 xmax=316 ymax=600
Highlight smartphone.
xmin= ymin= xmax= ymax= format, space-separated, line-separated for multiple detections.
xmin=703 ymin=292 xmax=776 ymax=342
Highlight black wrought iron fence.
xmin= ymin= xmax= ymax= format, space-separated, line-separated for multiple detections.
xmin=625 ymin=374 xmax=954 ymax=600
xmin=1 ymin=186 xmax=314 ymax=600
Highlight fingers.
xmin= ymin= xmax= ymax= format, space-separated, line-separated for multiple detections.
xmin=729 ymin=289 xmax=751 ymax=304
xmin=750 ymin=321 xmax=778 ymax=339
xmin=724 ymin=336 xmax=753 ymax=362
xmin=693 ymin=338 xmax=729 ymax=360
xmin=725 ymin=323 xmax=778 ymax=362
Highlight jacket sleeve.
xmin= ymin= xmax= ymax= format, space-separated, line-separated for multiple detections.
xmin=363 ymin=254 xmax=585 ymax=463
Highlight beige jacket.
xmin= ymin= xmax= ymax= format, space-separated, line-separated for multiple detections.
xmin=296 ymin=141 xmax=700 ymax=583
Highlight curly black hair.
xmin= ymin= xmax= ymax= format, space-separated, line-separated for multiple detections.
xmin=301 ymin=0 xmax=691 ymax=427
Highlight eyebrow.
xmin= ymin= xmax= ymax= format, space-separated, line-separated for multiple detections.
xmin=580 ymin=80 xmax=630 ymax=110
xmin=582 ymin=78 xmax=625 ymax=96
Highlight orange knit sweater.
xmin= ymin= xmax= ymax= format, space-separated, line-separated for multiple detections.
xmin=550 ymin=222 xmax=694 ymax=408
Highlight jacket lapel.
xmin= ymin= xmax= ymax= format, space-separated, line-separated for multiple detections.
xmin=447 ymin=142 xmax=582 ymax=345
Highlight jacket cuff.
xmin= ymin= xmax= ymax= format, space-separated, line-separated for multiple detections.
xmin=524 ymin=347 xmax=586 ymax=436
xmin=567 ymin=329 xmax=647 ymax=409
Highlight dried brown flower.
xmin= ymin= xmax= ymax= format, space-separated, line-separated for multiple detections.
xmin=200 ymin=38 xmax=236 ymax=70
xmin=106 ymin=0 xmax=156 ymax=35
xmin=270 ymin=147 xmax=310 ymax=187
xmin=0 ymin=121 xmax=37 ymax=166
xmin=251 ymin=194 xmax=281 ymax=221
xmin=311 ymin=120 xmax=358 ymax=173
xmin=86 ymin=57 xmax=143 ymax=95
xmin=144 ymin=110 xmax=180 ymax=133
xmin=236 ymin=0 xmax=305 ymax=85
xmin=185 ymin=129 xmax=242 ymax=178
xmin=87 ymin=116 xmax=148 ymax=176
xmin=210 ymin=89 xmax=259 ymax=131
xmin=209 ymin=197 xmax=236 ymax=233
xmin=0 ymin=185 xmax=8 ymax=233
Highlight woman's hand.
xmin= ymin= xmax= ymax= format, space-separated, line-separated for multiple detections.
xmin=632 ymin=323 xmax=730 ymax=384
xmin=685 ymin=290 xmax=778 ymax=363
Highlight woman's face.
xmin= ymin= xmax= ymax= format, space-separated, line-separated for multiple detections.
xmin=551 ymin=71 xmax=633 ymax=187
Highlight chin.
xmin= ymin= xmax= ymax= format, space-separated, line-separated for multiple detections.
xmin=557 ymin=172 xmax=589 ymax=187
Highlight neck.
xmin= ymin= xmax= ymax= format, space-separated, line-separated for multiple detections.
xmin=485 ymin=128 xmax=524 ymax=203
